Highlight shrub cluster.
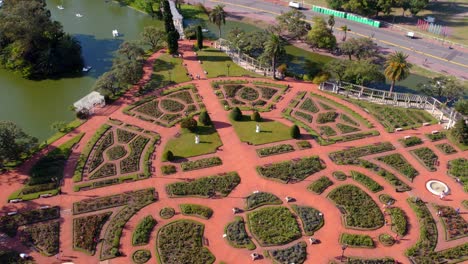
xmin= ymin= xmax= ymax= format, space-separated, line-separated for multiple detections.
xmin=340 ymin=233 xmax=375 ymax=248
xmin=426 ymin=132 xmax=446 ymax=141
xmin=435 ymin=143 xmax=457 ymax=154
xmin=317 ymin=111 xmax=338 ymax=124
xmin=388 ymin=207 xmax=408 ymax=236
xmin=73 ymin=212 xmax=111 ymax=255
xmin=399 ymin=136 xmax=423 ymax=147
xmin=376 ymin=153 xmax=418 ymax=181
xmin=88 ymin=132 xmax=114 ymax=172
xmin=239 ymin=87 xmax=260 ymax=101
xmin=347 ymin=257 xmax=395 ymax=264
xmin=160 ymin=99 xmax=186 ymax=112
xmin=295 ymin=111 xmax=313 ymax=123
xmin=180 ymin=204 xmax=214 ymax=219
xmin=106 ymin=145 xmax=127 ymax=161
xmin=308 ymin=176 xmax=333 ymax=194
xmin=291 ymin=205 xmax=324 ymax=235
xmin=358 ymin=160 xmax=411 ymax=192
xmin=161 ymin=165 xmax=177 ymax=175
xmin=120 ymin=135 xmax=149 ymax=173
xmin=269 ymin=242 xmax=307 ymax=264
xmin=166 ymin=172 xmax=240 ymax=198
xmin=225 ymin=216 xmax=256 ymax=250
xmin=132 ymin=249 xmax=151 ymax=264
xmin=351 ymin=171 xmax=383 ymax=193
xmin=0 ymin=207 xmax=60 ymax=237
xmin=116 ymin=129 xmax=137 ymax=143
xmin=299 ymin=98 xmax=319 ymax=113
xmin=160 ymin=207 xmax=175 ymax=219
xmin=180 ymin=157 xmax=222 ymax=171
xmin=329 ymin=142 xmax=395 ymax=165
xmin=378 ymin=233 xmax=395 ymax=247
xmin=256 ymin=144 xmax=294 ymax=157
xmin=257 ymin=156 xmax=325 ymax=183
xmin=319 ymin=126 xmax=337 ymax=136
xmin=337 ymin=123 xmax=361 ymax=134
xmin=89 ymin=163 xmax=117 ymax=179
xmin=296 ymin=140 xmax=312 ymax=149
xmin=20 ymin=221 xmax=59 ymax=256
xmin=411 ymin=147 xmax=438 ymax=171
xmin=245 ymin=192 xmax=282 ymax=210
xmin=132 ymin=216 xmax=156 ymax=246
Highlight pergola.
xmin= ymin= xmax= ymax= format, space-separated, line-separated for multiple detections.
xmin=73 ymin=91 xmax=105 ymax=114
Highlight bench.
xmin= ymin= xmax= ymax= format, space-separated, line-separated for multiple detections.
xmin=395 ymin=128 xmax=403 ymax=132
xmin=432 ymin=130 xmax=439 ymax=134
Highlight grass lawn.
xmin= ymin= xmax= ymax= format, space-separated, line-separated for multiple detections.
xmin=198 ymin=48 xmax=261 ymax=78
xmin=163 ymin=125 xmax=223 ymax=160
xmin=231 ymin=116 xmax=293 ymax=145
xmin=153 ymin=53 xmax=190 ymax=84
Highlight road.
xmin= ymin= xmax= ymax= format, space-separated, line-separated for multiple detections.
xmin=191 ymin=0 xmax=468 ymax=80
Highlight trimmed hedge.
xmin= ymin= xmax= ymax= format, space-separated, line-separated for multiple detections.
xmin=308 ymin=176 xmax=333 ymax=194
xmin=399 ymin=136 xmax=423 ymax=147
xmin=166 ymin=172 xmax=240 ymax=198
xmin=132 ymin=216 xmax=156 ymax=246
xmin=179 ymin=204 xmax=213 ymax=219
xmin=245 ymin=192 xmax=282 ymax=210
xmin=256 ymin=144 xmax=294 ymax=157
xmin=351 ymin=171 xmax=383 ymax=193
xmin=132 ymin=249 xmax=151 ymax=264
xmin=180 ymin=157 xmax=222 ymax=171
xmin=340 ymin=233 xmax=375 ymax=248
xmin=257 ymin=156 xmax=325 ymax=183
xmin=291 ymin=205 xmax=324 ymax=235
xmin=225 ymin=216 xmax=256 ymax=250
xmin=269 ymin=242 xmax=307 ymax=264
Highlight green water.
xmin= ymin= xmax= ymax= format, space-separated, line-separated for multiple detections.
xmin=0 ymin=0 xmax=160 ymax=141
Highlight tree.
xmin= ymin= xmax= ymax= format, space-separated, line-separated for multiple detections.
xmin=209 ymin=5 xmax=227 ymax=38
xmin=306 ymin=17 xmax=337 ymax=50
xmin=180 ymin=117 xmax=198 ymax=132
xmin=162 ymin=0 xmax=176 ymax=33
xmin=50 ymin=121 xmax=67 ymax=133
xmin=199 ymin=111 xmax=212 ymax=126
xmin=118 ymin=41 xmax=145 ymax=61
xmin=275 ymin=9 xmax=309 ymax=40
xmin=167 ymin=31 xmax=179 ymax=55
xmin=196 ymin=26 xmax=204 ymax=50
xmin=290 ymin=125 xmax=300 ymax=139
xmin=455 ymin=99 xmax=468 ymax=115
xmin=113 ymin=59 xmax=144 ymax=85
xmin=263 ymin=34 xmax=286 ymax=79
xmin=338 ymin=38 xmax=380 ymax=61
xmin=141 ymin=26 xmax=165 ymax=51
xmin=340 ymin=25 xmax=349 ymax=41
xmin=163 ymin=150 xmax=174 ymax=161
xmin=0 ymin=121 xmax=38 ymax=168
xmin=395 ymin=0 xmax=411 ymax=16
xmin=419 ymin=76 xmax=467 ymax=104
xmin=384 ymin=52 xmax=412 ymax=93
xmin=377 ymin=0 xmax=393 ymax=15
xmin=230 ymin=107 xmax=243 ymax=121
xmin=324 ymin=60 xmax=349 ymax=85
xmin=344 ymin=60 xmax=385 ymax=86
xmin=328 ymin=15 xmax=335 ymax=32
xmin=409 ymin=0 xmax=429 ymax=16
xmin=251 ymin=111 xmax=262 ymax=122
xmin=451 ymin=119 xmax=468 ymax=145
xmin=94 ymin=71 xmax=120 ymax=96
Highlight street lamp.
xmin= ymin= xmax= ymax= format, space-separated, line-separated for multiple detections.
xmin=340 ymin=244 xmax=348 ymax=262
xmin=226 ymin=63 xmax=231 ymax=77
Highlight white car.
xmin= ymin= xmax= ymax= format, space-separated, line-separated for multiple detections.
xmin=289 ymin=1 xmax=303 ymax=9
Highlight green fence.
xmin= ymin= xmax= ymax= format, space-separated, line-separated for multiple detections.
xmin=312 ymin=6 xmax=381 ymax=28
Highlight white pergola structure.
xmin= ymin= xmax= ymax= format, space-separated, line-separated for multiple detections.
xmin=73 ymin=91 xmax=105 ymax=114
xmin=169 ymin=0 xmax=185 ymax=39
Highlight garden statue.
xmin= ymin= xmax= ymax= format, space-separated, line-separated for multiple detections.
xmin=256 ymin=123 xmax=260 ymax=133
xmin=195 ymin=135 xmax=200 ymax=144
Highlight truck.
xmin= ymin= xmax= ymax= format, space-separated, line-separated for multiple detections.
xmin=289 ymin=1 xmax=303 ymax=9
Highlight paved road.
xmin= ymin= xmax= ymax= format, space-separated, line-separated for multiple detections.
xmin=192 ymin=0 xmax=468 ymax=80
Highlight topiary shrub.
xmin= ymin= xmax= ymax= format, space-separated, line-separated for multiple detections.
xmin=230 ymin=107 xmax=242 ymax=121
xmin=180 ymin=117 xmax=198 ymax=132
xmin=199 ymin=111 xmax=212 ymax=126
xmin=159 ymin=207 xmax=175 ymax=219
xmin=163 ymin=150 xmax=174 ymax=162
xmin=251 ymin=111 xmax=261 ymax=122
xmin=290 ymin=124 xmax=300 ymax=139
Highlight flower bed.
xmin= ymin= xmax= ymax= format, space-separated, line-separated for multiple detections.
xmin=168 ymin=90 xmax=194 ymax=104
xmin=135 ymin=100 xmax=164 ymax=118
xmin=358 ymin=160 xmax=411 ymax=192
xmin=296 ymin=140 xmax=312 ymax=149
xmin=160 ymin=99 xmax=185 ymax=112
xmin=116 ymin=129 xmax=136 ymax=143
xmin=89 ymin=163 xmax=117 ymax=179
xmin=376 ymin=153 xmax=418 ymax=181
xmin=294 ymin=111 xmax=313 ymax=123
xmin=340 ymin=233 xmax=375 ymax=248
xmin=157 ymin=220 xmax=215 ymax=264
xmin=132 ymin=249 xmax=151 ymax=264
xmin=239 ymin=87 xmax=260 ymax=101
xmin=20 ymin=221 xmax=59 ymax=256
xmin=410 ymin=147 xmax=438 ymax=171
xmin=448 ymin=158 xmax=467 ymax=192
xmin=247 ymin=206 xmax=301 ymax=246
xmin=341 ymin=114 xmax=359 ymax=126
xmin=328 ymin=185 xmax=384 ymax=229
xmin=388 ymin=207 xmax=408 ymax=236
xmin=269 ymin=242 xmax=307 ymax=264
xmin=166 ymin=172 xmax=240 ymax=198
xmin=0 ymin=206 xmax=60 ymax=237
xmin=89 ymin=131 xmax=114 ymax=172
xmin=433 ymin=204 xmax=468 ymax=241
xmin=319 ymin=102 xmax=334 ymax=110
xmin=336 ymin=123 xmax=361 ymax=134
xmin=257 ymin=156 xmax=325 ymax=183
xmin=378 ymin=233 xmax=395 ymax=247
xmin=308 ymin=176 xmax=333 ymax=194
xmin=161 ymin=165 xmax=177 ymax=175
xmin=179 ymin=204 xmax=214 ymax=219
xmin=346 ymin=257 xmax=395 ymax=263
xmin=435 ymin=143 xmax=457 ymax=154
xmin=333 ymin=171 xmax=347 ymax=181
xmin=426 ymin=132 xmax=446 ymax=141
xmin=132 ymin=216 xmax=156 ymax=246
xmin=160 ymin=207 xmax=175 ymax=219
xmin=256 ymin=144 xmax=295 ymax=157
xmin=379 ymin=194 xmax=395 ymax=205
xmin=258 ymin=86 xmax=278 ymax=100
xmin=399 ymin=136 xmax=423 ymax=147
xmin=299 ymin=98 xmax=319 ymax=113
xmin=73 ymin=212 xmax=111 ymax=255
xmin=329 ymin=142 xmax=395 ymax=165
xmin=120 ymin=135 xmax=149 ymax=174
xmin=106 ymin=145 xmax=127 ymax=161
xmin=180 ymin=157 xmax=222 ymax=171
xmin=291 ymin=205 xmax=324 ymax=235
xmin=319 ymin=126 xmax=337 ymax=136
xmin=225 ymin=216 xmax=256 ymax=250
xmin=317 ymin=111 xmax=338 ymax=124
xmin=351 ymin=171 xmax=383 ymax=193
xmin=245 ymin=192 xmax=282 ymax=210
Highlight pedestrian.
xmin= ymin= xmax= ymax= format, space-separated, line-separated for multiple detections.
xmin=439 ymin=193 xmax=445 ymax=200
xmin=385 ymin=219 xmax=389 ymax=226
xmin=394 ymin=234 xmax=399 ymax=241
xmin=437 ymin=210 xmax=442 ymax=216
xmin=456 ymin=208 xmax=460 ymax=215
xmin=423 ymin=58 xmax=427 ymax=64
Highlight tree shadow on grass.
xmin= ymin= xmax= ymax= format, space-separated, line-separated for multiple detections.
xmin=153 ymin=59 xmax=177 ymax=72
xmin=195 ymin=125 xmax=217 ymax=136
xmin=197 ymin=55 xmax=231 ymax=62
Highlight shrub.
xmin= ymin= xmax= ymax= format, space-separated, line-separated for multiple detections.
xmin=291 ymin=205 xmax=324 ymax=235
xmin=351 ymin=171 xmax=383 ymax=193
xmin=161 ymin=165 xmax=176 ymax=175
xmin=411 ymin=147 xmax=438 ymax=171
xmin=73 ymin=212 xmax=111 ymax=254
xmin=160 ymin=207 xmax=175 ymax=219
xmin=448 ymin=158 xmax=467 ymax=192
xmin=308 ymin=176 xmax=333 ymax=194
xmin=225 ymin=216 xmax=256 ymax=250
xmin=332 ymin=171 xmax=347 ymax=181
xmin=435 ymin=143 xmax=457 ymax=154
xmin=132 ymin=216 xmax=156 ymax=246
xmin=180 ymin=204 xmax=213 ymax=219
xmin=296 ymin=140 xmax=312 ymax=149
xmin=379 ymin=233 xmax=395 ymax=246
xmin=19 ymin=221 xmax=59 ymax=256
xmin=166 ymin=172 xmax=240 ymax=197
xmin=251 ymin=111 xmax=261 ymax=122
xmin=426 ymin=132 xmax=446 ymax=141
xmin=290 ymin=124 xmax=300 ymax=139
xmin=379 ymin=194 xmax=395 ymax=205
xmin=245 ymin=192 xmax=282 ymax=210
xmin=257 ymin=156 xmax=325 ymax=183
xmin=317 ymin=111 xmax=337 ymax=124
xmin=328 ymin=185 xmax=384 ymax=229
xmin=256 ymin=144 xmax=294 ymax=157
xmin=230 ymin=107 xmax=242 ymax=121
xmin=388 ymin=207 xmax=408 ymax=236
xmin=132 ymin=249 xmax=151 ymax=264
xmin=180 ymin=157 xmax=222 ymax=171
xmin=299 ymin=98 xmax=319 ymax=113
xmin=340 ymin=233 xmax=375 ymax=248
xmin=269 ymin=242 xmax=307 ymax=264
xmin=337 ymin=123 xmax=361 ymax=134
xmin=180 ymin=117 xmax=198 ymax=132
xmin=106 ymin=145 xmax=127 ymax=161
xmin=247 ymin=206 xmax=301 ymax=246
xmin=376 ymin=153 xmax=418 ymax=181
xmin=163 ymin=150 xmax=174 ymax=162
xmin=399 ymin=136 xmax=423 ymax=147
xmin=198 ymin=111 xmax=212 ymax=125
xmin=329 ymin=142 xmax=395 ymax=165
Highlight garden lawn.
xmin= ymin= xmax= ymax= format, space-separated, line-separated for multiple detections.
xmin=231 ymin=116 xmax=292 ymax=145
xmin=143 ymin=54 xmax=190 ymax=93
xmin=197 ymin=48 xmax=260 ymax=78
xmin=163 ymin=126 xmax=222 ymax=159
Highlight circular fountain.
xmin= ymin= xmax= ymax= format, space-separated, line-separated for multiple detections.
xmin=426 ymin=180 xmax=450 ymax=196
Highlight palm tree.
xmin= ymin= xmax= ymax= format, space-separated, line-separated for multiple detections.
xmin=384 ymin=51 xmax=412 ymax=93
xmin=209 ymin=5 xmax=227 ymax=38
xmin=340 ymin=25 xmax=348 ymax=41
xmin=264 ymin=34 xmax=286 ymax=79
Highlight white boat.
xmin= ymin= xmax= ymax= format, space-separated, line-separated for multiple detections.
xmin=82 ymin=66 xmax=92 ymax=72
xmin=57 ymin=5 xmax=64 ymax=10
xmin=76 ymin=13 xmax=83 ymax=18
xmin=112 ymin=30 xmax=119 ymax=37
xmin=0 ymin=0 xmax=4 ymax=8
xmin=201 ymin=29 xmax=209 ymax=33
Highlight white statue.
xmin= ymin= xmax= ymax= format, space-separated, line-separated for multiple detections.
xmin=195 ymin=135 xmax=200 ymax=144
xmin=255 ymin=124 xmax=260 ymax=133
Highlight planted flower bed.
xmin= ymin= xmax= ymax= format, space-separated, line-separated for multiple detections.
xmin=410 ymin=147 xmax=438 ymax=171
xmin=160 ymin=99 xmax=185 ymax=112
xmin=20 ymin=221 xmax=59 ymax=256
xmin=134 ymin=100 xmax=164 ymax=118
xmin=379 ymin=194 xmax=395 ymax=205
xmin=308 ymin=176 xmax=333 ymax=194
xmin=132 ymin=215 xmax=156 ymax=246
xmin=426 ymin=132 xmax=446 ymax=142
xmin=245 ymin=192 xmax=282 ymax=210
xmin=319 ymin=126 xmax=337 ymax=136
xmin=332 ymin=171 xmax=347 ymax=181
xmin=269 ymin=242 xmax=307 ymax=264
xmin=433 ymin=204 xmax=468 ymax=241
xmin=106 ymin=145 xmax=127 ymax=161
xmin=317 ymin=111 xmax=338 ymax=124
xmin=340 ymin=233 xmax=375 ymax=248
xmin=225 ymin=216 xmax=256 ymax=250
xmin=120 ymin=135 xmax=149 ymax=174
xmin=89 ymin=132 xmax=114 ymax=172
xmin=132 ymin=249 xmax=151 ymax=264
xmin=358 ymin=160 xmax=411 ymax=192
xmin=351 ymin=171 xmax=383 ymax=193
xmin=256 ymin=144 xmax=295 ymax=157
xmin=329 ymin=142 xmax=395 ymax=165
xmin=73 ymin=212 xmax=111 ymax=255
xmin=247 ymin=206 xmax=301 ymax=246
xmin=179 ymin=204 xmax=214 ymax=219
xmin=166 ymin=172 xmax=240 ymax=198
xmin=257 ymin=156 xmax=325 ymax=183
xmin=379 ymin=233 xmax=395 ymax=246
xmin=376 ymin=153 xmax=418 ymax=181
xmin=328 ymin=185 xmax=384 ymax=229
xmin=346 ymin=257 xmax=395 ymax=263
xmin=399 ymin=136 xmax=423 ymax=147
xmin=161 ymin=165 xmax=177 ymax=175
xmin=0 ymin=206 xmax=60 ymax=237
xmin=336 ymin=123 xmax=360 ymax=134
xmin=89 ymin=163 xmax=117 ymax=179
xmin=157 ymin=220 xmax=215 ymax=264
xmin=160 ymin=207 xmax=175 ymax=219
xmin=299 ymin=98 xmax=319 ymax=113
xmin=180 ymin=157 xmax=222 ymax=171
xmin=448 ymin=158 xmax=467 ymax=192
xmin=341 ymin=114 xmax=359 ymax=126
xmin=291 ymin=205 xmax=324 ymax=235
xmin=239 ymin=87 xmax=260 ymax=101
xmin=296 ymin=140 xmax=312 ymax=149
xmin=167 ymin=90 xmax=195 ymax=104
xmin=388 ymin=207 xmax=408 ymax=236
xmin=294 ymin=111 xmax=313 ymax=123
xmin=435 ymin=143 xmax=457 ymax=154
xmin=258 ymin=86 xmax=278 ymax=100
xmin=116 ymin=129 xmax=136 ymax=143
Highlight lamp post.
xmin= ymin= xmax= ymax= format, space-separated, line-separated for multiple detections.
xmin=227 ymin=63 xmax=231 ymax=77
xmin=340 ymin=244 xmax=348 ymax=262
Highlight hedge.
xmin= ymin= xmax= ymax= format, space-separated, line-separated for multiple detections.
xmin=257 ymin=156 xmax=325 ymax=183
xmin=351 ymin=171 xmax=383 ymax=193
xmin=132 ymin=216 xmax=157 ymax=246
xmin=224 ymin=216 xmax=256 ymax=250
xmin=340 ymin=233 xmax=375 ymax=248
xmin=179 ymin=204 xmax=214 ymax=219
xmin=308 ymin=176 xmax=333 ymax=194
xmin=245 ymin=192 xmax=282 ymax=210
xmin=166 ymin=172 xmax=240 ymax=198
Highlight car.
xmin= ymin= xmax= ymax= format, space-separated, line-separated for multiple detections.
xmin=289 ymin=1 xmax=303 ymax=9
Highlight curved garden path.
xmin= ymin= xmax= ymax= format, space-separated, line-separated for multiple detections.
xmin=0 ymin=40 xmax=466 ymax=264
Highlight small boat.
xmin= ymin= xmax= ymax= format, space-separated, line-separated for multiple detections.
xmin=82 ymin=66 xmax=92 ymax=72
xmin=57 ymin=5 xmax=64 ymax=10
xmin=112 ymin=30 xmax=119 ymax=37
xmin=0 ymin=0 xmax=4 ymax=8
xmin=76 ymin=13 xmax=83 ymax=18
xmin=202 ymin=28 xmax=209 ymax=33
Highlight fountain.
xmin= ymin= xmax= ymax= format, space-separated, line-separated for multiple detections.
xmin=426 ymin=180 xmax=449 ymax=196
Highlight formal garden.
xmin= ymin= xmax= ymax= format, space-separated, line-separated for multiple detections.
xmin=257 ymin=156 xmax=325 ymax=183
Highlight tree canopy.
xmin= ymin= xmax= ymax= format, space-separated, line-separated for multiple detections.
xmin=209 ymin=5 xmax=227 ymax=38
xmin=306 ymin=17 xmax=336 ymax=50
xmin=419 ymin=76 xmax=467 ymax=104
xmin=384 ymin=52 xmax=411 ymax=93
xmin=326 ymin=0 xmax=428 ymax=16
xmin=276 ymin=9 xmax=309 ymax=40
xmin=0 ymin=121 xmax=38 ymax=168
xmin=338 ymin=38 xmax=380 ymax=61
xmin=141 ymin=26 xmax=166 ymax=51
xmin=0 ymin=0 xmax=83 ymax=79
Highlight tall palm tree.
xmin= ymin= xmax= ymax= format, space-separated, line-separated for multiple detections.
xmin=264 ymin=34 xmax=285 ymax=79
xmin=384 ymin=51 xmax=412 ymax=93
xmin=209 ymin=5 xmax=227 ymax=38
xmin=340 ymin=25 xmax=348 ymax=41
